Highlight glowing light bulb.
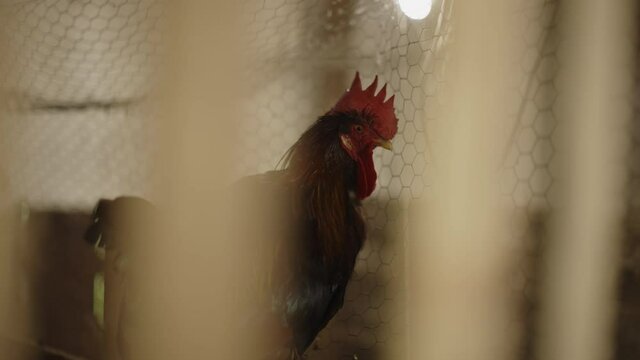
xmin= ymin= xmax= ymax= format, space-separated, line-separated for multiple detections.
xmin=399 ymin=0 xmax=432 ymax=20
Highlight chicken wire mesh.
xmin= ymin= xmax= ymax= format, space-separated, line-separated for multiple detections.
xmin=238 ymin=0 xmax=563 ymax=358
xmin=0 ymin=0 xmax=162 ymax=210
xmin=0 ymin=0 xmax=638 ymax=359
xmin=238 ymin=0 xmax=454 ymax=357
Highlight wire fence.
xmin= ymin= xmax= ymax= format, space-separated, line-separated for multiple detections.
xmin=0 ymin=0 xmax=638 ymax=359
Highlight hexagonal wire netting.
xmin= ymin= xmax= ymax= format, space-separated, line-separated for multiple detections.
xmin=0 ymin=0 xmax=161 ymax=209
xmin=238 ymin=0 xmax=455 ymax=357
xmin=239 ymin=0 xmax=562 ymax=358
xmin=4 ymin=0 xmax=637 ymax=359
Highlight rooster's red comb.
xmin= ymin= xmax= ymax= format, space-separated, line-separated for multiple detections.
xmin=331 ymin=72 xmax=398 ymax=140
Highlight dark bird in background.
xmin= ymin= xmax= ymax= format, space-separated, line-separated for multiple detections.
xmin=85 ymin=72 xmax=398 ymax=359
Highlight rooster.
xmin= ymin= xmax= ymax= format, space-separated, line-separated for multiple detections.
xmin=85 ymin=72 xmax=398 ymax=359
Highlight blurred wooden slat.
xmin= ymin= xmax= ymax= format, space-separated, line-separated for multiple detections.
xmin=537 ymin=1 xmax=637 ymax=360
xmin=411 ymin=1 xmax=520 ymax=360
xmin=128 ymin=1 xmax=252 ymax=359
xmin=0 ymin=4 xmax=21 ymax=359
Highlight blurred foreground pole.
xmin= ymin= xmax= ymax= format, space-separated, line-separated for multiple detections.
xmin=0 ymin=4 xmax=10 ymax=356
xmin=128 ymin=1 xmax=250 ymax=359
xmin=411 ymin=1 xmax=518 ymax=360
xmin=0 ymin=6 xmax=23 ymax=359
xmin=537 ymin=1 xmax=636 ymax=360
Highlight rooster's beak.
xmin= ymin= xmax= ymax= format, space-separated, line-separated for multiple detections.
xmin=376 ymin=139 xmax=393 ymax=151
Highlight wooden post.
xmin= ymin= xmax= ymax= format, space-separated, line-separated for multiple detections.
xmin=0 ymin=5 xmax=23 ymax=359
xmin=537 ymin=1 xmax=637 ymax=360
xmin=127 ymin=1 xmax=251 ymax=359
xmin=411 ymin=1 xmax=521 ymax=359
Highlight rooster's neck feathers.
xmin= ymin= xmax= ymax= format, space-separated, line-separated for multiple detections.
xmin=280 ymin=114 xmax=362 ymax=263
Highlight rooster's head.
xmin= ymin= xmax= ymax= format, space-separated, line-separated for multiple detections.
xmin=330 ymin=72 xmax=398 ymax=160
xmin=328 ymin=72 xmax=399 ymax=199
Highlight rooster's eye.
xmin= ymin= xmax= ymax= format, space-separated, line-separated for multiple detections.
xmin=354 ymin=125 xmax=363 ymax=133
